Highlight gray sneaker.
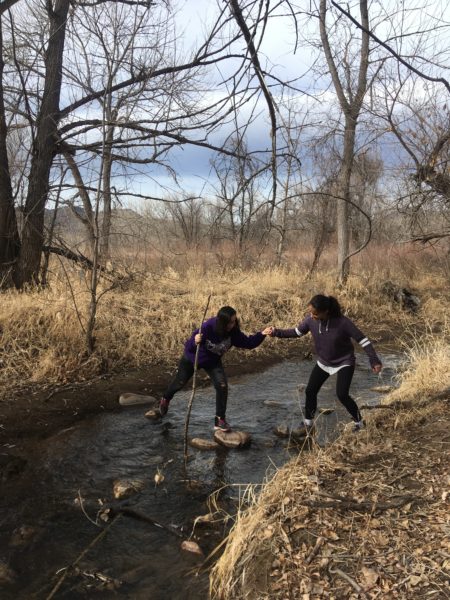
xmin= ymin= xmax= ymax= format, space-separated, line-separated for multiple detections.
xmin=353 ymin=420 xmax=365 ymax=432
xmin=291 ymin=421 xmax=315 ymax=438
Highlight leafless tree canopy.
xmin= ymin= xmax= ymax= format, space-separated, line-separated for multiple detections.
xmin=1 ymin=0 xmax=449 ymax=290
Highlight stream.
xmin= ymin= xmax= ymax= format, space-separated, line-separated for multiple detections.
xmin=0 ymin=353 xmax=400 ymax=599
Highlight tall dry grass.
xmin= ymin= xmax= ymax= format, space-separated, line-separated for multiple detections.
xmin=383 ymin=321 xmax=450 ymax=404
xmin=0 ymin=246 xmax=448 ymax=398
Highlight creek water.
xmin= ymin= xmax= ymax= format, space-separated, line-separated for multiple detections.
xmin=1 ymin=354 xmax=399 ymax=599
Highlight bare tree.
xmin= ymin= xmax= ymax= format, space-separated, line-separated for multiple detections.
xmin=211 ymin=135 xmax=267 ymax=258
xmin=0 ymin=0 xmax=267 ymax=288
xmin=273 ymin=104 xmax=303 ymax=265
xmin=0 ymin=14 xmax=20 ymax=286
xmin=163 ymin=196 xmax=205 ymax=250
xmin=15 ymin=0 xmax=71 ymax=287
xmin=318 ymin=0 xmax=370 ymax=283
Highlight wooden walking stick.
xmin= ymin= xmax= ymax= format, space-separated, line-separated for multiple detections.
xmin=183 ymin=294 xmax=212 ymax=468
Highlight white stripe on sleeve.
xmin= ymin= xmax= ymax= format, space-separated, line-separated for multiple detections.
xmin=295 ymin=327 xmax=303 ymax=337
xmin=359 ymin=337 xmax=371 ymax=347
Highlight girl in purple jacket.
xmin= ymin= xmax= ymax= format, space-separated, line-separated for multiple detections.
xmin=269 ymin=295 xmax=382 ymax=434
xmin=159 ymin=306 xmax=272 ymax=431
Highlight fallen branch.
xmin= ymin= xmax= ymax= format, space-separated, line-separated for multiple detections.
xmin=302 ymin=493 xmax=417 ymax=514
xmin=45 ymin=514 xmax=122 ymax=600
xmin=306 ymin=536 xmax=324 ymax=564
xmin=359 ymin=404 xmax=396 ymax=410
xmin=114 ymin=506 xmax=183 ymax=538
xmin=329 ymin=565 xmax=369 ymax=599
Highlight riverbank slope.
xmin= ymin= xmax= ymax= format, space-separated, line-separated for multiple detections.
xmin=210 ymin=341 xmax=450 ymax=599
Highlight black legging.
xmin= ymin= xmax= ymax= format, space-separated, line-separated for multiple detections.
xmin=163 ymin=354 xmax=228 ymax=419
xmin=304 ymin=363 xmax=361 ymax=422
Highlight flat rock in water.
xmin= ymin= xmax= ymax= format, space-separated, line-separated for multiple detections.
xmin=181 ymin=540 xmax=203 ymax=556
xmin=189 ymin=438 xmax=220 ymax=451
xmin=9 ymin=525 xmax=42 ymax=548
xmin=370 ymin=385 xmax=394 ymax=393
xmin=113 ymin=478 xmax=145 ymax=500
xmin=144 ymin=408 xmax=161 ymax=420
xmin=214 ymin=430 xmax=251 ymax=448
xmin=119 ymin=392 xmax=157 ymax=407
xmin=273 ymin=424 xmax=290 ymax=438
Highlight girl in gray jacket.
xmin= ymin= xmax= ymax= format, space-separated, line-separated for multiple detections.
xmin=269 ymin=295 xmax=382 ymax=433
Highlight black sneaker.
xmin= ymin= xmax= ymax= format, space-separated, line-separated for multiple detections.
xmin=214 ymin=417 xmax=231 ymax=432
xmin=159 ymin=398 xmax=170 ymax=417
xmin=291 ymin=421 xmax=315 ymax=438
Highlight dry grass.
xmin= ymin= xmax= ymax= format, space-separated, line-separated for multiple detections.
xmin=0 ymin=247 xmax=448 ymax=399
xmin=210 ymin=398 xmax=450 ymax=599
xmin=384 ymin=327 xmax=450 ymax=404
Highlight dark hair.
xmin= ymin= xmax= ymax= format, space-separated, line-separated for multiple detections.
xmin=216 ymin=306 xmax=239 ymax=337
xmin=308 ymin=294 xmax=342 ymax=318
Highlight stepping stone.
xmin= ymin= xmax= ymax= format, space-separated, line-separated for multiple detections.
xmin=144 ymin=408 xmax=161 ymax=420
xmin=9 ymin=525 xmax=43 ymax=548
xmin=119 ymin=392 xmax=157 ymax=406
xmin=181 ymin=540 xmax=203 ymax=556
xmin=113 ymin=478 xmax=145 ymax=500
xmin=189 ymin=438 xmax=220 ymax=451
xmin=214 ymin=430 xmax=251 ymax=448
xmin=273 ymin=424 xmax=290 ymax=438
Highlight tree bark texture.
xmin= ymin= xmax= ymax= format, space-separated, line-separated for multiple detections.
xmin=15 ymin=0 xmax=70 ymax=287
xmin=319 ymin=0 xmax=369 ymax=284
xmin=0 ymin=16 xmax=20 ymax=287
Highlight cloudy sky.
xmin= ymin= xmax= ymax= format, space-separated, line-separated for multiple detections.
xmin=114 ymin=0 xmax=450 ymax=203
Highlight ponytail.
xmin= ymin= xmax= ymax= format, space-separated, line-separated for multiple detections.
xmin=308 ymin=294 xmax=342 ymax=317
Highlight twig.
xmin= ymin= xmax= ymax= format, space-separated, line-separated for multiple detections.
xmin=306 ymin=536 xmax=324 ymax=564
xmin=183 ymin=294 xmax=212 ymax=469
xmin=114 ymin=507 xmax=183 ymax=538
xmin=359 ymin=404 xmax=396 ymax=410
xmin=329 ymin=565 xmax=369 ymax=599
xmin=301 ymin=493 xmax=417 ymax=513
xmin=77 ymin=489 xmax=100 ymax=527
xmin=45 ymin=514 xmax=121 ymax=600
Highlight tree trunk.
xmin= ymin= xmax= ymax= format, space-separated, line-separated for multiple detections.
xmin=99 ymin=126 xmax=114 ymax=262
xmin=306 ymin=195 xmax=331 ymax=279
xmin=319 ymin=0 xmax=369 ymax=285
xmin=0 ymin=16 xmax=20 ymax=288
xmin=15 ymin=0 xmax=70 ymax=287
xmin=337 ymin=114 xmax=357 ymax=283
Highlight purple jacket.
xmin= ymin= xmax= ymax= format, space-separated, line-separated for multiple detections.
xmin=273 ymin=315 xmax=381 ymax=368
xmin=184 ymin=316 xmax=265 ymax=368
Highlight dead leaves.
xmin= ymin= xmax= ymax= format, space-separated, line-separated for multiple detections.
xmin=221 ymin=400 xmax=450 ymax=599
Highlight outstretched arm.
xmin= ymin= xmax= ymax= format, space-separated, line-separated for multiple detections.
xmin=231 ymin=328 xmax=266 ymax=349
xmin=270 ymin=317 xmax=310 ymax=339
